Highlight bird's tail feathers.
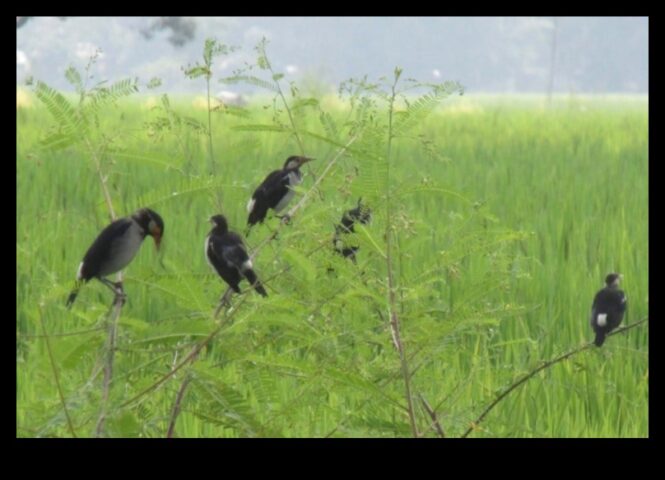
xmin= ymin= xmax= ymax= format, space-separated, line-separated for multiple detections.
xmin=242 ymin=268 xmax=268 ymax=297
xmin=594 ymin=331 xmax=606 ymax=347
xmin=66 ymin=279 xmax=83 ymax=308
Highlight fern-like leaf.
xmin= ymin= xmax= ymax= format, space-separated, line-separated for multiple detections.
xmin=392 ymin=81 xmax=462 ymax=137
xmin=220 ymin=75 xmax=278 ymax=93
xmin=34 ymin=81 xmax=86 ymax=136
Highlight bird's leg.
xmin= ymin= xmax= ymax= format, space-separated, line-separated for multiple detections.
xmin=100 ymin=278 xmax=127 ymax=303
xmin=219 ymin=288 xmax=234 ymax=307
xmin=276 ymin=213 xmax=292 ymax=225
xmin=100 ymin=277 xmax=119 ymax=294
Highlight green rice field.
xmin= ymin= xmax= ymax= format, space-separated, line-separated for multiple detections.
xmin=16 ymin=86 xmax=648 ymax=438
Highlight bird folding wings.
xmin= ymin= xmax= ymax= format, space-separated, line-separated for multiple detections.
xmin=81 ymin=218 xmax=134 ymax=278
xmin=209 ymin=233 xmax=251 ymax=271
xmin=257 ymin=169 xmax=293 ymax=199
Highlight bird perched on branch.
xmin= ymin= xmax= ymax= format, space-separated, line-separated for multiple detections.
xmin=246 ymin=155 xmax=314 ymax=234
xmin=334 ymin=198 xmax=372 ymax=263
xmin=66 ymin=208 xmax=164 ymax=307
xmin=590 ymin=273 xmax=627 ymax=347
xmin=205 ymin=214 xmax=268 ymax=301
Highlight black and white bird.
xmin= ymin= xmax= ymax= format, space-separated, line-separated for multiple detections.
xmin=334 ymin=198 xmax=372 ymax=263
xmin=205 ymin=214 xmax=268 ymax=299
xmin=590 ymin=273 xmax=627 ymax=347
xmin=246 ymin=155 xmax=313 ymax=233
xmin=66 ymin=208 xmax=164 ymax=307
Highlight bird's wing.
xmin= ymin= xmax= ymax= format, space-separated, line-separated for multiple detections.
xmin=80 ymin=218 xmax=133 ymax=279
xmin=254 ymin=170 xmax=285 ymax=195
xmin=210 ymin=233 xmax=250 ymax=272
xmin=258 ymin=169 xmax=292 ymax=199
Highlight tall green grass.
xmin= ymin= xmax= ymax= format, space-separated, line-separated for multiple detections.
xmin=16 ymin=92 xmax=648 ymax=438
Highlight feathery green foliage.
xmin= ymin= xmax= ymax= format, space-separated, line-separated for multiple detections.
xmin=16 ymin=41 xmax=648 ymax=438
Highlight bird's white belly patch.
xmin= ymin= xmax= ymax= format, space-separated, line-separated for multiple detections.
xmin=274 ymin=171 xmax=301 ymax=213
xmin=597 ymin=313 xmax=608 ymax=327
xmin=100 ymin=223 xmax=144 ymax=276
xmin=247 ymin=197 xmax=256 ymax=214
xmin=76 ymin=262 xmax=85 ymax=280
xmin=274 ymin=188 xmax=295 ymax=213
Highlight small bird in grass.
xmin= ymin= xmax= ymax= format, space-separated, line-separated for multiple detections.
xmin=246 ymin=155 xmax=314 ymax=234
xmin=590 ymin=273 xmax=627 ymax=347
xmin=205 ymin=214 xmax=268 ymax=301
xmin=66 ymin=208 xmax=164 ymax=308
xmin=334 ymin=198 xmax=372 ymax=263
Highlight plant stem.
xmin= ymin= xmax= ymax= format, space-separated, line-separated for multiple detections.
xmin=418 ymin=393 xmax=445 ymax=438
xmin=83 ymin=137 xmax=124 ymax=438
xmin=166 ymin=373 xmax=193 ymax=438
xmin=95 ymin=292 xmax=124 ymax=437
xmin=38 ymin=305 xmax=77 ymax=438
xmin=206 ymin=75 xmax=216 ymax=176
xmin=385 ymin=70 xmax=418 ymax=438
xmin=206 ymin=75 xmax=224 ymax=212
xmin=269 ymin=65 xmax=306 ymax=156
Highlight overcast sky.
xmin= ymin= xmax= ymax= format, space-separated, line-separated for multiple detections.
xmin=16 ymin=17 xmax=648 ymax=95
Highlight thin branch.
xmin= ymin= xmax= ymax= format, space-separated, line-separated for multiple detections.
xmin=206 ymin=75 xmax=216 ymax=176
xmin=82 ymin=131 xmax=128 ymax=439
xmin=418 ymin=393 xmax=445 ymax=438
xmin=94 ymin=291 xmax=125 ymax=437
xmin=461 ymin=317 xmax=648 ymax=438
xmin=266 ymin=57 xmax=306 ymax=156
xmin=205 ymin=74 xmax=224 ymax=212
xmin=37 ymin=305 xmax=77 ymax=438
xmin=166 ymin=373 xmax=193 ymax=438
xmin=85 ymin=137 xmax=117 ymax=221
xmin=385 ymin=69 xmax=418 ymax=438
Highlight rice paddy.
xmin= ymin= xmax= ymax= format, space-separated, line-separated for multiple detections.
xmin=16 ymin=88 xmax=648 ymax=438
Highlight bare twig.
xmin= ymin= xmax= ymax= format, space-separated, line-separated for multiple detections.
xmin=166 ymin=373 xmax=193 ymax=438
xmin=384 ymin=69 xmax=418 ymax=438
xmin=82 ymin=136 xmax=126 ymax=438
xmin=262 ymin=47 xmax=306 ymax=157
xmin=37 ymin=305 xmax=77 ymax=438
xmin=418 ymin=393 xmax=445 ymax=438
xmin=206 ymin=75 xmax=216 ymax=176
xmin=95 ymin=291 xmax=125 ymax=437
xmin=461 ymin=317 xmax=648 ymax=438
